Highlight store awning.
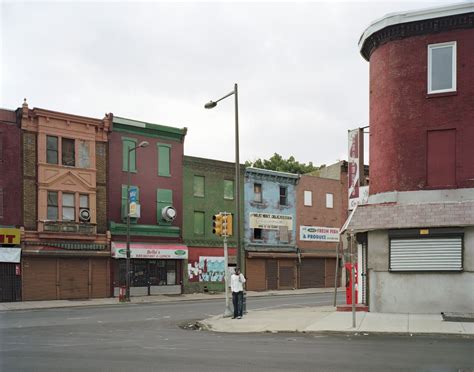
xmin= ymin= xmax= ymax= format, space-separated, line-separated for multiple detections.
xmin=111 ymin=242 xmax=188 ymax=259
xmin=0 ymin=247 xmax=21 ymax=263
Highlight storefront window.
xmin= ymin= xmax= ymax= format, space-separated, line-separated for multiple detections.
xmin=116 ymin=259 xmax=178 ymax=287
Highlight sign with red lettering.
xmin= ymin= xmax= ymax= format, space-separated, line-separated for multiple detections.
xmin=0 ymin=228 xmax=21 ymax=245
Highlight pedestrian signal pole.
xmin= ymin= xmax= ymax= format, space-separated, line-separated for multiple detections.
xmin=213 ymin=212 xmax=233 ymax=317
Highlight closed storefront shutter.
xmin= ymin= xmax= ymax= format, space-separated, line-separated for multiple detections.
xmin=278 ymin=259 xmax=295 ymax=289
xmin=325 ymin=258 xmax=337 ymax=287
xmin=91 ymin=258 xmax=109 ymax=298
xmin=22 ymin=257 xmax=57 ymax=300
xmin=299 ymin=258 xmax=325 ymax=288
xmin=266 ymin=260 xmax=278 ymax=290
xmin=390 ymin=237 xmax=462 ymax=271
xmin=59 ymin=258 xmax=89 ymax=299
xmin=246 ymin=258 xmax=266 ymax=291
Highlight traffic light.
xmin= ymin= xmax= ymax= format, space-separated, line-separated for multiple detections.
xmin=222 ymin=213 xmax=233 ymax=237
xmin=212 ymin=213 xmax=223 ymax=236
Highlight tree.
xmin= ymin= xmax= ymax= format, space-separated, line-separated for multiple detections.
xmin=245 ymin=153 xmax=322 ymax=175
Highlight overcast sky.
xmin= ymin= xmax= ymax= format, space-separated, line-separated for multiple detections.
xmin=1 ymin=0 xmax=454 ymax=166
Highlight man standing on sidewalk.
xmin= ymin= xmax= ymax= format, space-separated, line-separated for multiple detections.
xmin=230 ymin=267 xmax=246 ymax=319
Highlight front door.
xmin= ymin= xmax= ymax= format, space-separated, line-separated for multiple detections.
xmin=0 ymin=263 xmax=21 ymax=302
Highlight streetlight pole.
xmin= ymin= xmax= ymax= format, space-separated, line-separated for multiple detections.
xmin=205 ymin=84 xmax=242 ymax=270
xmin=125 ymin=141 xmax=149 ymax=302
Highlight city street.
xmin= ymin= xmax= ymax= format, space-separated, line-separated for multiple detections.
xmin=1 ymin=293 xmax=473 ymax=372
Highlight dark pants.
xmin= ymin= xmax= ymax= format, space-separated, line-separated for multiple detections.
xmin=232 ymin=291 xmax=243 ymax=318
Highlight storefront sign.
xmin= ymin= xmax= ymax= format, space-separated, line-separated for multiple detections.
xmin=0 ymin=228 xmax=21 ymax=245
xmin=300 ymin=226 xmax=340 ymax=242
xmin=0 ymin=248 xmax=21 ymax=263
xmin=249 ymin=212 xmax=293 ymax=230
xmin=112 ymin=243 xmax=188 ymax=259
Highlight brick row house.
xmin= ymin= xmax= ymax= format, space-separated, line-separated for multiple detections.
xmin=348 ymin=3 xmax=474 ymax=313
xmin=182 ymin=156 xmax=244 ymax=293
xmin=20 ymin=101 xmax=111 ymax=300
xmin=0 ymin=108 xmax=22 ymax=302
xmin=108 ymin=116 xmax=188 ymax=296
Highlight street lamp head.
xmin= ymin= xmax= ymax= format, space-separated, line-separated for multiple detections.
xmin=204 ymin=101 xmax=217 ymax=109
xmin=138 ymin=141 xmax=149 ymax=148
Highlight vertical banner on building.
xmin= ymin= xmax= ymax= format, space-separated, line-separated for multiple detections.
xmin=348 ymin=128 xmax=364 ymax=210
xmin=129 ymin=186 xmax=138 ymax=217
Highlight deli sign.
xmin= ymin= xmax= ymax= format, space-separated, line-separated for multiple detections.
xmin=300 ymin=226 xmax=339 ymax=242
xmin=0 ymin=228 xmax=21 ymax=245
xmin=111 ymin=243 xmax=188 ymax=259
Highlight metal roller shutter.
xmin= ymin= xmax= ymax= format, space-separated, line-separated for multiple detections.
xmin=278 ymin=259 xmax=295 ymax=289
xmin=22 ymin=257 xmax=57 ymax=300
xmin=325 ymin=258 xmax=337 ymax=288
xmin=246 ymin=258 xmax=266 ymax=291
xmin=299 ymin=259 xmax=325 ymax=288
xmin=390 ymin=238 xmax=462 ymax=271
xmin=59 ymin=258 xmax=89 ymax=299
xmin=266 ymin=260 xmax=278 ymax=290
xmin=91 ymin=258 xmax=109 ymax=298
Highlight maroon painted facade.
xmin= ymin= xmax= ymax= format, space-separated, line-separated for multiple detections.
xmin=0 ymin=109 xmax=21 ymax=226
xmin=369 ymin=28 xmax=474 ymax=195
xmin=108 ymin=130 xmax=185 ymax=233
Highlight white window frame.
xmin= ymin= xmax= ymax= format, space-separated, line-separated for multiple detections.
xmin=326 ymin=193 xmax=334 ymax=209
xmin=304 ymin=190 xmax=312 ymax=206
xmin=427 ymin=41 xmax=456 ymax=94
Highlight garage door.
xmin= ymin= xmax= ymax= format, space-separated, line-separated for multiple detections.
xmin=266 ymin=260 xmax=278 ymax=290
xmin=22 ymin=257 xmax=57 ymax=300
xmin=325 ymin=258 xmax=338 ymax=287
xmin=299 ymin=258 xmax=325 ymax=288
xmin=59 ymin=258 xmax=89 ymax=299
xmin=246 ymin=258 xmax=266 ymax=291
xmin=91 ymin=258 xmax=109 ymax=298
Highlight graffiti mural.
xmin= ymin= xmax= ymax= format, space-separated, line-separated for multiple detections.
xmin=187 ymin=256 xmax=225 ymax=282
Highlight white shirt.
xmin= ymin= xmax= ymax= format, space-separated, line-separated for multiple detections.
xmin=230 ymin=273 xmax=246 ymax=292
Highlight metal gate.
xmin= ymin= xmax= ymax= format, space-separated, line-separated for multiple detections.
xmin=0 ymin=263 xmax=21 ymax=302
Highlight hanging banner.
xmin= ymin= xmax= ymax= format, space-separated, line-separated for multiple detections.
xmin=0 ymin=248 xmax=21 ymax=263
xmin=348 ymin=128 xmax=365 ymax=210
xmin=129 ymin=186 xmax=138 ymax=217
xmin=249 ymin=212 xmax=293 ymax=230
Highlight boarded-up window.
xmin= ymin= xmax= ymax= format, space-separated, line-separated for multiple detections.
xmin=78 ymin=140 xmax=90 ymax=168
xmin=122 ymin=138 xmax=137 ymax=172
xmin=193 ymin=176 xmax=204 ymax=197
xmin=304 ymin=190 xmax=312 ymax=206
xmin=194 ymin=211 xmax=205 ymax=235
xmin=427 ymin=129 xmax=456 ymax=187
xmin=254 ymin=183 xmax=262 ymax=202
xmin=156 ymin=189 xmax=173 ymax=223
xmin=157 ymin=144 xmax=171 ymax=177
xmin=224 ymin=180 xmax=234 ymax=200
xmin=326 ymin=193 xmax=334 ymax=209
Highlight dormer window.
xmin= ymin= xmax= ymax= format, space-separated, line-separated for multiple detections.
xmin=428 ymin=41 xmax=456 ymax=94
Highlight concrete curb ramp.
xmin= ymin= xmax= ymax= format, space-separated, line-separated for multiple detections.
xmin=199 ymin=307 xmax=474 ymax=337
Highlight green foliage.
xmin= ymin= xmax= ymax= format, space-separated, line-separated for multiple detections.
xmin=245 ymin=153 xmax=321 ymax=175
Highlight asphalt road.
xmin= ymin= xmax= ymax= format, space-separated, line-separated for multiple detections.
xmin=0 ymin=293 xmax=473 ymax=372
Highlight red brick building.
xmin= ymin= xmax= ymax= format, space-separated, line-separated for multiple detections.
xmin=349 ymin=4 xmax=474 ymax=313
xmin=0 ymin=108 xmax=22 ymax=301
xmin=295 ymin=162 xmax=348 ymax=288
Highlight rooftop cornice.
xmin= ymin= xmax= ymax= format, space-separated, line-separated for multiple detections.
xmin=359 ymin=3 xmax=474 ymax=61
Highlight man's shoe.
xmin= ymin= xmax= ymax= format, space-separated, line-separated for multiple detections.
xmin=237 ymin=316 xmax=242 ymax=319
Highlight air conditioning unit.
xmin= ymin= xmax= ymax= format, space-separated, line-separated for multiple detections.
xmin=79 ymin=208 xmax=91 ymax=223
xmin=161 ymin=206 xmax=177 ymax=222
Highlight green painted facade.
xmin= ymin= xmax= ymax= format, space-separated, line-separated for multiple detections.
xmin=182 ymin=156 xmax=245 ymax=293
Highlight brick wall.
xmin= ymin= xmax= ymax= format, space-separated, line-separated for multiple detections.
xmin=23 ymin=132 xmax=37 ymax=230
xmin=96 ymin=142 xmax=107 ymax=233
xmin=369 ymin=28 xmax=474 ymax=194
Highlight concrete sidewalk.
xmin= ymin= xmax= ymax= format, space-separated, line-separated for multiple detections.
xmin=199 ymin=306 xmax=474 ymax=337
xmin=0 ymin=287 xmax=338 ymax=312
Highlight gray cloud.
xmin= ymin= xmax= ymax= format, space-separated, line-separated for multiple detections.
xmin=1 ymin=1 xmax=449 ymax=165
